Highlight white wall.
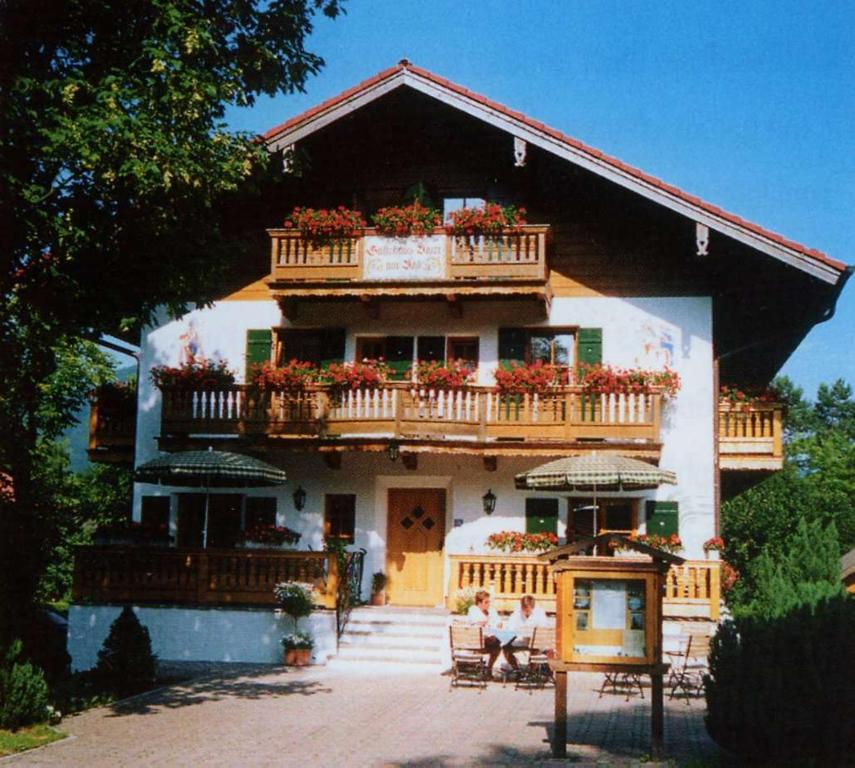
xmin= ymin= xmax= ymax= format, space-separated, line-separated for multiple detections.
xmin=67 ymin=604 xmax=337 ymax=672
xmin=133 ymin=294 xmax=715 ymax=562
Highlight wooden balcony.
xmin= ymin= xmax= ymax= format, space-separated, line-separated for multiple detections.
xmin=718 ymin=401 xmax=784 ymax=471
xmin=87 ymin=389 xmax=136 ymax=464
xmin=72 ymin=546 xmax=339 ymax=609
xmin=159 ymin=384 xmax=663 ymax=457
xmin=447 ymin=554 xmax=721 ymax=621
xmin=266 ymin=225 xmax=551 ymax=305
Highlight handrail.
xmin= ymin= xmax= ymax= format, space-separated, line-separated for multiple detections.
xmin=71 ymin=545 xmax=339 ymax=610
xmin=718 ymin=400 xmax=784 ymax=460
xmin=160 ymin=383 xmax=664 ymax=444
xmin=447 ymin=554 xmax=721 ymax=620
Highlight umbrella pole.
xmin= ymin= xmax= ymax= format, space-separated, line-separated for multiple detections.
xmin=592 ymin=483 xmax=598 ymax=555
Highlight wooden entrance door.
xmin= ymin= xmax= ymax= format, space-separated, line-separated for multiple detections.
xmin=386 ymin=489 xmax=446 ymax=606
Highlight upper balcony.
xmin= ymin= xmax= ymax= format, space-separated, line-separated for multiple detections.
xmin=266 ymin=225 xmax=551 ymax=312
xmin=718 ymin=400 xmax=784 ymax=471
xmin=88 ymin=384 xmax=137 ymax=464
xmin=159 ymin=383 xmax=663 ymax=460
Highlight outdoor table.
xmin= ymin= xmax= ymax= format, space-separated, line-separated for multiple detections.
xmin=488 ymin=628 xmax=517 ymax=647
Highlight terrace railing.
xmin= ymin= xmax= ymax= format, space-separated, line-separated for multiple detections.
xmin=160 ymin=384 xmax=663 ymax=445
xmin=447 ymin=554 xmax=721 ymax=620
xmin=72 ymin=546 xmax=339 ymax=609
xmin=268 ymin=225 xmax=549 ymax=285
xmin=718 ymin=401 xmax=784 ymax=470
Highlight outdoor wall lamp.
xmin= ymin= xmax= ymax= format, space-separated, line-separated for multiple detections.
xmin=388 ymin=440 xmax=400 ymax=462
xmin=292 ymin=485 xmax=307 ymax=511
xmin=482 ymin=489 xmax=497 ymax=515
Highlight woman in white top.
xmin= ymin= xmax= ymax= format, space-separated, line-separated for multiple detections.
xmin=466 ymin=590 xmax=518 ymax=673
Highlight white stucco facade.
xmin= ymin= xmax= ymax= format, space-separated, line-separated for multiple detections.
xmin=131 ymin=292 xmax=715 ymax=575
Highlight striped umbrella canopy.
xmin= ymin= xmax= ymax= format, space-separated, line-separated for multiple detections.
xmin=135 ymin=449 xmax=287 ymax=488
xmin=514 ymin=454 xmax=676 ymax=491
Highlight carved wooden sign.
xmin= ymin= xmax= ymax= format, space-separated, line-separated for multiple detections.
xmin=362 ymin=235 xmax=446 ymax=281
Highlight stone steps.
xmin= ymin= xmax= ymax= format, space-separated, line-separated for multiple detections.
xmin=334 ymin=607 xmax=448 ymax=670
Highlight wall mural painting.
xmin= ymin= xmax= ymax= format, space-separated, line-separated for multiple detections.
xmin=178 ymin=319 xmax=203 ymax=364
xmin=635 ymin=320 xmax=674 ymax=368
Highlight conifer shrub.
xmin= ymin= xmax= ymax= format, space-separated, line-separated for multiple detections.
xmin=94 ymin=607 xmax=157 ymax=698
xmin=705 ymin=519 xmax=855 ymax=764
xmin=0 ymin=640 xmax=50 ymax=730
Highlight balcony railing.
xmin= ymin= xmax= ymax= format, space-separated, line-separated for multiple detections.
xmin=718 ymin=401 xmax=784 ymax=470
xmin=160 ymin=384 xmax=663 ymax=447
xmin=87 ymin=389 xmax=136 ymax=463
xmin=72 ymin=546 xmax=339 ymax=609
xmin=267 ymin=225 xmax=549 ymax=288
xmin=447 ymin=554 xmax=721 ymax=621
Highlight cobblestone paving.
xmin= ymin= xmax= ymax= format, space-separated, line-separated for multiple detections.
xmin=5 ymin=666 xmax=721 ymax=767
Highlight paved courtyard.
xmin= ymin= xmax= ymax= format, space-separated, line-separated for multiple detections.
xmin=5 ymin=665 xmax=721 ymax=767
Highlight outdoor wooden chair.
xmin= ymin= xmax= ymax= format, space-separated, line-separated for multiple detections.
xmin=516 ymin=626 xmax=556 ymax=691
xmin=449 ymin=623 xmax=488 ymax=689
xmin=668 ymin=633 xmax=712 ymax=703
xmin=598 ymin=669 xmax=645 ymax=701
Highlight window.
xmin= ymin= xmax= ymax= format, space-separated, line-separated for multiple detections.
xmin=443 ymin=197 xmax=485 ymax=221
xmin=568 ymin=499 xmax=638 ymax=538
xmin=525 ymin=498 xmax=558 ymax=535
xmin=245 ymin=497 xmax=277 ymax=530
xmin=499 ymin=327 xmax=577 ymax=367
xmin=417 ymin=336 xmax=445 ymax=362
xmin=355 ymin=336 xmax=414 ymax=379
xmin=645 ymin=501 xmax=679 ymax=538
xmin=447 ymin=337 xmax=480 ymax=369
xmin=141 ymin=496 xmax=170 ymax=538
xmin=278 ymin=329 xmax=345 ymax=368
xmin=356 ymin=335 xmax=480 ymax=375
xmin=177 ymin=494 xmax=243 ymax=548
xmin=325 ymin=494 xmax=356 ymax=542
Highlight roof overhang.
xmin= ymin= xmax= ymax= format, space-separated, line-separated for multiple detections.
xmin=265 ymin=62 xmax=848 ymax=286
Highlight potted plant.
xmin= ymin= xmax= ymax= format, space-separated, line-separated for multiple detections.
xmin=371 ymin=201 xmax=441 ymax=237
xmin=321 ymin=359 xmax=391 ymax=393
xmin=150 ymin=359 xmax=236 ymax=390
xmin=703 ymin=536 xmax=725 ymax=560
xmin=485 ymin=530 xmax=559 ymax=554
xmin=493 ymin=361 xmax=567 ymax=395
xmin=410 ymin=360 xmax=475 ymax=390
xmin=273 ymin=581 xmax=315 ymax=666
xmin=370 ymin=571 xmax=387 ymax=606
xmin=284 ymin=205 xmax=366 ymax=242
xmin=445 ymin=202 xmax=527 ymax=237
xmin=280 ymin=632 xmax=314 ymax=666
xmin=250 ymin=360 xmax=317 ymax=392
xmin=578 ymin=364 xmax=681 ymax=399
xmin=238 ymin=524 xmax=301 ymax=549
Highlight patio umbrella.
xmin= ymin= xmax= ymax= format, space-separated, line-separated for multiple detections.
xmin=514 ymin=453 xmax=676 ymax=538
xmin=135 ymin=448 xmax=287 ymax=546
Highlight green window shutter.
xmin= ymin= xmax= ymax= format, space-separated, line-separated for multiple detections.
xmin=320 ymin=329 xmax=346 ymax=369
xmin=577 ymin=328 xmax=602 ymax=367
xmin=645 ymin=501 xmax=679 ymax=538
xmin=245 ymin=329 xmax=272 ymax=374
xmin=498 ymin=328 xmax=526 ymax=367
xmin=525 ymin=498 xmax=559 ymax=535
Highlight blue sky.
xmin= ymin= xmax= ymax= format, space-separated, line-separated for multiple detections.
xmin=226 ymin=0 xmax=854 ymax=399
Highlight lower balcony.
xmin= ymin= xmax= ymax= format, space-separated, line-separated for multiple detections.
xmin=447 ymin=554 xmax=721 ymax=621
xmin=718 ymin=401 xmax=784 ymax=471
xmin=72 ymin=546 xmax=340 ymax=609
xmin=159 ymin=384 xmax=663 ymax=457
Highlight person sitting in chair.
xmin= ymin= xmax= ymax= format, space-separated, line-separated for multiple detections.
xmin=467 ymin=590 xmax=519 ymax=675
xmin=507 ymin=594 xmax=551 ymax=633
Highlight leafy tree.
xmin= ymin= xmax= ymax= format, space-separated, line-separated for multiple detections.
xmin=0 ymin=0 xmax=344 ymax=641
xmin=722 ymin=377 xmax=855 ymax=607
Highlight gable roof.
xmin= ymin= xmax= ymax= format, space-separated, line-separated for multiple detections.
xmin=264 ymin=61 xmax=849 ymax=285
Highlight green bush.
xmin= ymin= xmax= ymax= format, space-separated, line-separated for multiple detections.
xmin=705 ymin=519 xmax=855 ymax=764
xmin=0 ymin=640 xmax=50 ymax=730
xmin=274 ymin=582 xmax=314 ymax=630
xmin=94 ymin=607 xmax=157 ymax=698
